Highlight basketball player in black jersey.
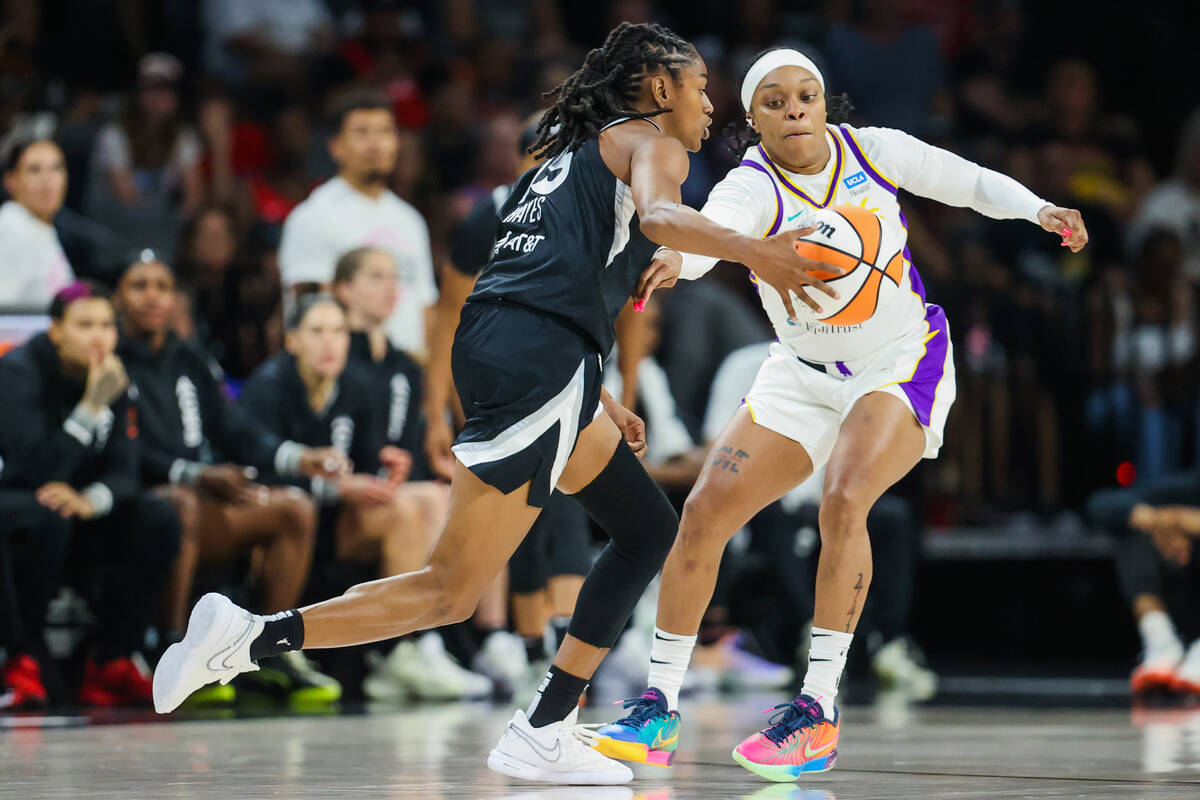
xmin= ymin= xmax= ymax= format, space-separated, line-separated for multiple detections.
xmin=153 ymin=22 xmax=835 ymax=785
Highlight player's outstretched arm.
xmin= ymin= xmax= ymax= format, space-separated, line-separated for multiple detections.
xmin=628 ymin=136 xmax=839 ymax=319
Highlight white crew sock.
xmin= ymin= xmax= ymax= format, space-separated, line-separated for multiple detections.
xmin=646 ymin=627 xmax=697 ymax=710
xmin=1139 ymin=610 xmax=1182 ymax=652
xmin=800 ymin=627 xmax=854 ymax=719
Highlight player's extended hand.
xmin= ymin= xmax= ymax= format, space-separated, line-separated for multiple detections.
xmin=747 ymin=227 xmax=843 ymax=321
xmin=35 ymin=482 xmax=95 ymax=519
xmin=633 ymin=248 xmax=682 ymax=308
xmin=602 ymin=396 xmax=647 ymax=458
xmin=1037 ymin=205 xmax=1088 ymax=253
xmin=423 ymin=414 xmax=457 ymax=482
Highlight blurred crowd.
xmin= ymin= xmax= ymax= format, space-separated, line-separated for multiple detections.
xmin=1 ymin=0 xmax=1199 ymax=709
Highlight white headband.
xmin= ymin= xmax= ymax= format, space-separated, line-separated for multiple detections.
xmin=740 ymin=49 xmax=825 ymax=112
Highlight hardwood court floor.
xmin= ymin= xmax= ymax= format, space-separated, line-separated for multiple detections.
xmin=3 ymin=697 xmax=1199 ymax=798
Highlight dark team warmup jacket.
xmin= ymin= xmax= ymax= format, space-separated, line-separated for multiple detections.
xmin=117 ymin=333 xmax=300 ymax=485
xmin=0 ymin=333 xmax=138 ymax=515
xmin=238 ymin=351 xmax=384 ymax=501
xmin=346 ymin=331 xmax=427 ymax=480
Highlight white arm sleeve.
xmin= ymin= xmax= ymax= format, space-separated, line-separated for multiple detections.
xmin=857 ymin=126 xmax=1049 ymax=224
xmin=677 ymin=166 xmax=778 ymax=280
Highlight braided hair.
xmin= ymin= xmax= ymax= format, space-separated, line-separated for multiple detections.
xmin=725 ymin=47 xmax=854 ymax=156
xmin=529 ymin=22 xmax=699 ymax=160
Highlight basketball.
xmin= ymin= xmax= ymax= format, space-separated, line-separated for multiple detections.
xmin=791 ymin=204 xmax=906 ymax=327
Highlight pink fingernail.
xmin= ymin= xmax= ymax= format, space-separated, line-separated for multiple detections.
xmin=634 ymin=299 xmax=646 ymax=312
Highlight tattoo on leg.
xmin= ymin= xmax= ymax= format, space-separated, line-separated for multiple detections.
xmin=846 ymin=572 xmax=864 ymax=632
xmin=710 ymin=445 xmax=750 ymax=474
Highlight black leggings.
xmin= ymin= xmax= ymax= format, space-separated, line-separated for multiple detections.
xmin=564 ymin=441 xmax=679 ymax=649
xmin=1 ymin=491 xmax=180 ymax=657
xmin=0 ymin=490 xmax=73 ymax=652
xmin=1087 ymin=470 xmax=1200 ymax=639
xmin=509 ymin=490 xmax=594 ymax=595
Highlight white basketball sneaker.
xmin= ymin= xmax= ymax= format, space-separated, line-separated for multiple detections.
xmin=472 ymin=630 xmax=530 ymax=695
xmin=488 ymin=708 xmax=634 ymax=785
xmin=364 ymin=632 xmax=492 ymax=702
xmin=153 ymin=593 xmax=262 ymax=713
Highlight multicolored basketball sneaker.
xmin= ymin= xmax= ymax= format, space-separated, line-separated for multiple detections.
xmin=585 ymin=688 xmax=681 ymax=767
xmin=732 ymin=694 xmax=839 ymax=782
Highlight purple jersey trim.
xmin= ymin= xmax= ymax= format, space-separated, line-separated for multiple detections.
xmin=837 ymin=126 xmax=898 ymax=195
xmin=739 ymin=159 xmax=784 ymax=237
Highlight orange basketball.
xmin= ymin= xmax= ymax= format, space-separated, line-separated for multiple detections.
xmin=788 ymin=204 xmax=905 ymax=326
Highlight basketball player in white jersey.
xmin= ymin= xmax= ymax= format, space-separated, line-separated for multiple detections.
xmin=588 ymin=48 xmax=1089 ymax=781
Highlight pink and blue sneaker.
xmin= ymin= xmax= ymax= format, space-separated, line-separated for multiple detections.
xmin=586 ymin=687 xmax=681 ymax=767
xmin=732 ymin=694 xmax=839 ymax=782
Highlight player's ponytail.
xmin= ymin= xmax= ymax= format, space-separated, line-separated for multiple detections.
xmin=529 ymin=22 xmax=699 ymax=160
xmin=725 ymin=47 xmax=854 ymax=157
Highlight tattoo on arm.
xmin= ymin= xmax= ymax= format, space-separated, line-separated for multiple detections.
xmin=710 ymin=445 xmax=750 ymax=473
xmin=846 ymin=572 xmax=865 ymax=632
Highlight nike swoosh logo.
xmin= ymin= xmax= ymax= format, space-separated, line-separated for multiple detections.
xmin=509 ymin=723 xmax=562 ymax=762
xmin=206 ymin=618 xmax=256 ymax=673
xmin=803 ymin=739 xmax=834 ymax=760
xmin=787 ymin=211 xmax=805 ymax=221
xmin=650 ymin=730 xmax=678 ymax=749
xmin=649 ymin=658 xmax=670 ymax=664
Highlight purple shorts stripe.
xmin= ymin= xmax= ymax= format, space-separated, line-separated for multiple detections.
xmin=838 ymin=126 xmax=898 ymax=196
xmin=899 ymin=305 xmax=949 ymax=427
xmin=740 ymin=159 xmax=785 ymax=237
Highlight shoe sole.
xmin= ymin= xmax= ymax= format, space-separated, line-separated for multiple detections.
xmin=1171 ymin=677 xmax=1200 ymax=694
xmin=731 ymin=747 xmax=837 ymax=782
xmin=153 ymin=594 xmax=235 ymax=714
xmin=591 ymin=736 xmax=675 ymax=767
xmin=486 ymin=748 xmax=632 ymax=785
xmin=179 ymin=684 xmax=237 ymax=708
xmin=1131 ymin=670 xmax=1176 ymax=694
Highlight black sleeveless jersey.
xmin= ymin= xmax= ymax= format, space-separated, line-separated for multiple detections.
xmin=468 ymin=118 xmax=660 ymax=356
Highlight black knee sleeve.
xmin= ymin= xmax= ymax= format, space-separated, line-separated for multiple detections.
xmin=565 ymin=441 xmax=679 ymax=648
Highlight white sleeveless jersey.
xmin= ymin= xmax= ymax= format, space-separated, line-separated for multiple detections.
xmin=679 ymin=123 xmax=1048 ymax=362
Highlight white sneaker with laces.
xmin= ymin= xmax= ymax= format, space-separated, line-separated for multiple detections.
xmin=364 ymin=632 xmax=492 ymax=701
xmin=153 ymin=593 xmax=261 ymax=713
xmin=473 ymin=630 xmax=530 ymax=693
xmin=488 ymin=708 xmax=633 ymax=785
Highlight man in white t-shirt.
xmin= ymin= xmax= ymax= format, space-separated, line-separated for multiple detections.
xmin=278 ymin=94 xmax=437 ymax=355
xmin=0 ymin=138 xmax=75 ymax=309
